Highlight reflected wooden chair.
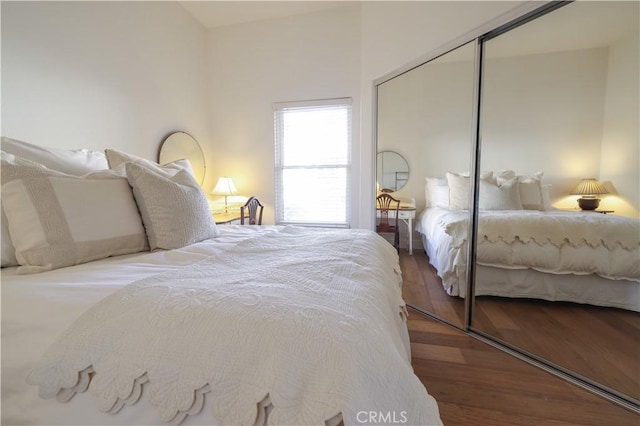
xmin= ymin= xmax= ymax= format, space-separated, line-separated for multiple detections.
xmin=240 ymin=196 xmax=264 ymax=225
xmin=376 ymin=193 xmax=400 ymax=252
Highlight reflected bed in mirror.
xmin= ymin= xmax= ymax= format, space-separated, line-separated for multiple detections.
xmin=158 ymin=131 xmax=206 ymax=185
xmin=376 ymin=151 xmax=409 ymax=192
xmin=473 ymin=0 xmax=639 ymax=407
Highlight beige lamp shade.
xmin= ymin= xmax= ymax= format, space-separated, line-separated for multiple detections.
xmin=571 ymin=178 xmax=609 ymax=195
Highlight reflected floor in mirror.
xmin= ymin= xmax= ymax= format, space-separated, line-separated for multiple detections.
xmin=407 ymin=307 xmax=638 ymax=425
xmin=401 ymin=250 xmax=640 ymax=421
xmin=400 ymin=250 xmax=465 ymax=328
xmin=473 ymin=296 xmax=640 ymax=401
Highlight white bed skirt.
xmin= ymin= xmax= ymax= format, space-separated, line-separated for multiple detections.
xmin=421 ymin=233 xmax=640 ymax=312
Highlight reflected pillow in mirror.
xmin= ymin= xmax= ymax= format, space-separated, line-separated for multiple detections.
xmin=446 ymin=171 xmax=493 ymax=210
xmin=479 ymin=178 xmax=522 ymax=210
xmin=425 ymin=177 xmax=449 ymax=208
xmin=497 ymin=172 xmax=544 ymax=210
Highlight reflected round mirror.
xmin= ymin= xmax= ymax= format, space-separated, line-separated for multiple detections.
xmin=376 ymin=151 xmax=409 ymax=191
xmin=158 ymin=132 xmax=206 ymax=185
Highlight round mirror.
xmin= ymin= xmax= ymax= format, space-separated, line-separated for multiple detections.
xmin=158 ymin=132 xmax=206 ymax=185
xmin=376 ymin=151 xmax=409 ymax=191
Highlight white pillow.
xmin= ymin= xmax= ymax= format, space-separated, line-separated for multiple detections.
xmin=479 ymin=178 xmax=522 ymax=210
xmin=542 ymin=183 xmax=554 ymax=210
xmin=1 ymin=152 xmax=148 ymax=274
xmin=446 ymin=171 xmax=493 ymax=210
xmin=105 ymin=148 xmax=195 ymax=178
xmin=497 ymin=172 xmax=544 ymax=210
xmin=125 ymin=162 xmax=219 ymax=251
xmin=1 ymin=136 xmax=108 ymax=175
xmin=425 ymin=177 xmax=449 ymax=208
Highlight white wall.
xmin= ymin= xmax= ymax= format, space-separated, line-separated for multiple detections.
xmin=1 ymin=1 xmax=210 ymax=167
xmin=481 ymin=48 xmax=609 ymax=201
xmin=359 ymin=1 xmax=529 ymax=229
xmin=205 ymin=6 xmax=361 ymax=224
xmin=600 ymin=32 xmax=640 ymax=218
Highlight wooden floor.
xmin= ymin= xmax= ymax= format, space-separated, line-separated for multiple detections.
xmin=401 ymin=250 xmax=639 ymax=425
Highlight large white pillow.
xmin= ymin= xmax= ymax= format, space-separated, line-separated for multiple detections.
xmin=479 ymin=178 xmax=522 ymax=210
xmin=1 ymin=152 xmax=148 ymax=274
xmin=446 ymin=171 xmax=493 ymax=210
xmin=124 ymin=162 xmax=218 ymax=251
xmin=1 ymin=137 xmax=108 ymax=175
xmin=425 ymin=177 xmax=449 ymax=208
xmin=497 ymin=172 xmax=544 ymax=210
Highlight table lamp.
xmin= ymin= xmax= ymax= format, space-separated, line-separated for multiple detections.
xmin=212 ymin=177 xmax=237 ymax=214
xmin=571 ymin=178 xmax=608 ymax=210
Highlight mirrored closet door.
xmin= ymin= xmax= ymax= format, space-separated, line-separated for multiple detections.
xmin=376 ymin=41 xmax=477 ymax=328
xmin=472 ymin=1 xmax=639 ymax=407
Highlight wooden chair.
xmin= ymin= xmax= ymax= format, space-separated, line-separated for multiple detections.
xmin=376 ymin=193 xmax=400 ymax=252
xmin=240 ymin=196 xmax=264 ymax=225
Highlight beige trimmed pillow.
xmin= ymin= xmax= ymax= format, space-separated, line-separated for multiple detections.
xmin=0 ymin=152 xmax=148 ymax=274
xmin=124 ymin=162 xmax=218 ymax=251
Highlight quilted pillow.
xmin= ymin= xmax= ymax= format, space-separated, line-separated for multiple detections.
xmin=124 ymin=162 xmax=219 ymax=251
xmin=0 ymin=152 xmax=148 ymax=274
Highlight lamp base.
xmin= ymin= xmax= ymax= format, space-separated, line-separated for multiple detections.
xmin=578 ymin=197 xmax=600 ymax=210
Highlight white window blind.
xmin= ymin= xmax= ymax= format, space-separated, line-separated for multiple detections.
xmin=274 ymin=98 xmax=352 ymax=227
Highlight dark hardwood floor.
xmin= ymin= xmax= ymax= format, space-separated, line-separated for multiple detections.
xmin=401 ymin=250 xmax=639 ymax=425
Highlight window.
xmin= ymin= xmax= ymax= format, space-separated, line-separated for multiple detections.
xmin=274 ymin=98 xmax=351 ymax=227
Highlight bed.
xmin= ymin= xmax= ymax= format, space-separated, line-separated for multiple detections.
xmin=417 ymin=172 xmax=640 ymax=312
xmin=1 ymin=138 xmax=442 ymax=426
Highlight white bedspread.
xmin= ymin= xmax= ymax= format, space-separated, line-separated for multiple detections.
xmin=3 ymin=226 xmax=441 ymax=426
xmin=416 ymin=208 xmax=640 ymax=310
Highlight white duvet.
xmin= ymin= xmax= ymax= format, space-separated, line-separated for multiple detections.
xmin=416 ymin=208 xmax=640 ymax=310
xmin=2 ymin=225 xmax=442 ymax=426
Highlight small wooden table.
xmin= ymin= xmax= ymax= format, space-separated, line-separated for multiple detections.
xmin=213 ymin=212 xmax=241 ymax=224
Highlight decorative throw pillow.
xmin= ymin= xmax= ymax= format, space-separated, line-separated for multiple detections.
xmin=425 ymin=177 xmax=449 ymax=208
xmin=479 ymin=178 xmax=522 ymax=210
xmin=124 ymin=162 xmax=219 ymax=251
xmin=446 ymin=171 xmax=493 ymax=210
xmin=0 ymin=152 xmax=148 ymax=274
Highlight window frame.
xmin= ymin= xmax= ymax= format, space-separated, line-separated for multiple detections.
xmin=273 ymin=98 xmax=352 ymax=228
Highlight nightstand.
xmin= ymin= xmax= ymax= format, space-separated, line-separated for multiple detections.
xmin=213 ymin=212 xmax=241 ymax=224
xmin=561 ymin=208 xmax=614 ymax=214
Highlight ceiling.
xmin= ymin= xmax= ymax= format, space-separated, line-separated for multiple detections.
xmin=179 ymin=1 xmax=357 ymax=29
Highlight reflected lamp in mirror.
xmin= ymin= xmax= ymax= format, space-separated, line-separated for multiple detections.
xmin=212 ymin=177 xmax=238 ymax=214
xmin=571 ymin=178 xmax=609 ymax=210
